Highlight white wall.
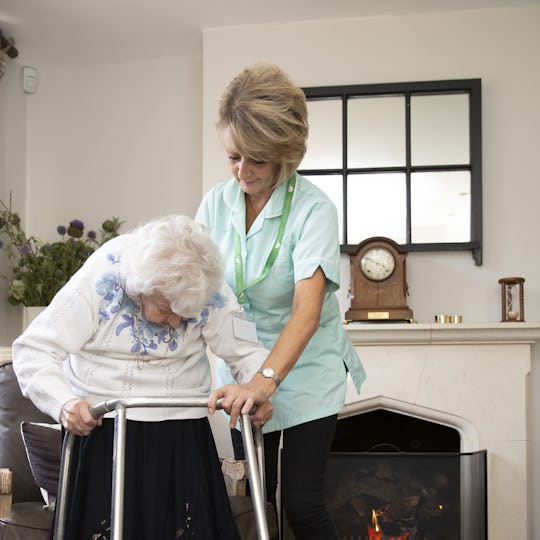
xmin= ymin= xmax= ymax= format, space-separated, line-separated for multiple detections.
xmin=202 ymin=5 xmax=540 ymax=537
xmin=26 ymin=54 xmax=203 ymax=238
xmin=0 ymin=62 xmax=29 ymax=342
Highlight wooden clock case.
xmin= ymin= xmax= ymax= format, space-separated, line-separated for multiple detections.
xmin=345 ymin=236 xmax=413 ymax=322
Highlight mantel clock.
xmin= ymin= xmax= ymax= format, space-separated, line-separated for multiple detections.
xmin=345 ymin=237 xmax=413 ymax=322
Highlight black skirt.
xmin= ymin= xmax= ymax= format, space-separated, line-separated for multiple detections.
xmin=60 ymin=417 xmax=240 ymax=540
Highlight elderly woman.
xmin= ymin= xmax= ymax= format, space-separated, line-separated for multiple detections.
xmin=12 ymin=215 xmax=272 ymax=540
xmin=198 ymin=63 xmax=366 ymax=539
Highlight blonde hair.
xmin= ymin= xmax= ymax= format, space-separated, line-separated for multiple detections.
xmin=217 ymin=63 xmax=309 ymax=187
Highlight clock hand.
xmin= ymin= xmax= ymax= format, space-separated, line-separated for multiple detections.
xmin=365 ymin=256 xmax=389 ymax=271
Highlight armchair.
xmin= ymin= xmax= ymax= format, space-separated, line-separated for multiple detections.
xmin=0 ymin=360 xmax=55 ymax=540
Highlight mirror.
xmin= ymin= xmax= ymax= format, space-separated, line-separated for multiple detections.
xmin=299 ymin=79 xmax=482 ymax=264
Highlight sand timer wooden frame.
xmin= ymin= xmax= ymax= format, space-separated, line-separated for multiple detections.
xmin=498 ymin=277 xmax=525 ymax=322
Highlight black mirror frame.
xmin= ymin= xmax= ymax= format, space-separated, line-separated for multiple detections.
xmin=300 ymin=79 xmax=483 ymax=265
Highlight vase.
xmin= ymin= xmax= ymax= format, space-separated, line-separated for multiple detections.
xmin=22 ymin=306 xmax=46 ymax=330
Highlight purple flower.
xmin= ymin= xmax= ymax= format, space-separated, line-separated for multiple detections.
xmin=19 ymin=243 xmax=32 ymax=255
xmin=87 ymin=230 xmax=97 ymax=240
xmin=67 ymin=219 xmax=84 ymax=239
xmin=57 ymin=225 xmax=67 ymax=236
xmin=69 ymin=219 xmax=84 ymax=229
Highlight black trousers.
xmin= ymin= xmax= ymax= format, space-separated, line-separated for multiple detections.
xmin=232 ymin=414 xmax=340 ymax=540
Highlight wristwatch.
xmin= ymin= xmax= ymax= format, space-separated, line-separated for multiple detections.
xmin=257 ymin=367 xmax=281 ymax=387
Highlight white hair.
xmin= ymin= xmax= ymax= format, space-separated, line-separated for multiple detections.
xmin=119 ymin=215 xmax=223 ymax=317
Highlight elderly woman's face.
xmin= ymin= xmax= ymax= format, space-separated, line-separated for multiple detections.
xmin=140 ymin=292 xmax=184 ymax=328
xmin=223 ymin=129 xmax=278 ymax=198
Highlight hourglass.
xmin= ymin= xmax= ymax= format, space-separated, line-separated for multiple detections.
xmin=498 ymin=277 xmax=525 ymax=322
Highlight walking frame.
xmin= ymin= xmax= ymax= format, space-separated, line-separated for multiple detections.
xmin=52 ymin=397 xmax=270 ymax=540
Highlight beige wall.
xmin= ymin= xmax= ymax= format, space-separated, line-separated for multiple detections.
xmin=26 ymin=55 xmax=203 ymax=238
xmin=0 ymin=59 xmax=29 ymax=341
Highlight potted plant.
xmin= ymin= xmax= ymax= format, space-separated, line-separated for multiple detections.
xmin=0 ymin=196 xmax=123 ymax=322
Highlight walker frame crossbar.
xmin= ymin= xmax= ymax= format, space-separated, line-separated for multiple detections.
xmin=52 ymin=397 xmax=269 ymax=540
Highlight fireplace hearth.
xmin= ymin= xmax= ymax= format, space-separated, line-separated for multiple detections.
xmin=341 ymin=322 xmax=540 ymax=540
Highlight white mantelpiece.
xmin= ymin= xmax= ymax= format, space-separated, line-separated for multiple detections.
xmin=344 ymin=322 xmax=540 ymax=540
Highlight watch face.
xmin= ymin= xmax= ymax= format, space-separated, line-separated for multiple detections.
xmin=259 ymin=367 xmax=281 ymax=386
xmin=360 ymin=247 xmax=396 ymax=281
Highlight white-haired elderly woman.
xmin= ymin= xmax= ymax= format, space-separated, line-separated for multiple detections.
xmin=12 ymin=214 xmax=273 ymax=540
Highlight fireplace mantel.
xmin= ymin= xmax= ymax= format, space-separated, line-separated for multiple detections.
xmin=343 ymin=321 xmax=540 ymax=540
xmin=345 ymin=321 xmax=540 ymax=346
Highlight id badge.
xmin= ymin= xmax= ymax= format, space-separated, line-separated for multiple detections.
xmin=232 ymin=312 xmax=258 ymax=343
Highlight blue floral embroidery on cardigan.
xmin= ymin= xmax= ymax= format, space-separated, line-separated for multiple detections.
xmin=197 ymin=291 xmax=228 ymax=326
xmin=95 ymin=254 xmax=229 ymax=358
xmin=95 ymin=271 xmax=180 ymax=358
xmin=96 ymin=272 xmax=124 ymax=320
xmin=129 ymin=314 xmax=179 ymax=357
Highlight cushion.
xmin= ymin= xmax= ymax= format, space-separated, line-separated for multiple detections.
xmin=19 ymin=423 xmax=62 ymax=505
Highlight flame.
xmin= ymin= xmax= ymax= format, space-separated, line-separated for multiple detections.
xmin=368 ymin=509 xmax=382 ymax=540
xmin=372 ymin=509 xmax=380 ymax=532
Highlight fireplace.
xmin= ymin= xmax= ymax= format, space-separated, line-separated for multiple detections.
xmin=328 ymin=411 xmax=486 ymax=539
xmin=340 ymin=322 xmax=540 ymax=540
xmin=325 ymin=450 xmax=486 ymax=539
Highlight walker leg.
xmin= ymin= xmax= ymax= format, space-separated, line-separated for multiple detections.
xmin=240 ymin=414 xmax=270 ymax=540
xmin=111 ymin=404 xmax=127 ymax=540
xmin=52 ymin=432 xmax=76 ymax=540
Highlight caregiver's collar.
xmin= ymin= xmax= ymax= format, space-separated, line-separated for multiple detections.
xmin=224 ymin=177 xmax=290 ymax=219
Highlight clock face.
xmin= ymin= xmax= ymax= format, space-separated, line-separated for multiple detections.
xmin=360 ymin=247 xmax=396 ymax=281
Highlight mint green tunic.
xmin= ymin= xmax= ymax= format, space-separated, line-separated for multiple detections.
xmin=196 ymin=173 xmax=366 ymax=432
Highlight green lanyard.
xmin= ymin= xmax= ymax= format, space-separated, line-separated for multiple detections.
xmin=234 ymin=175 xmax=296 ymax=305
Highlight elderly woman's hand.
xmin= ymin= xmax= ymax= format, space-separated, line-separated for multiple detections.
xmin=208 ymin=383 xmax=273 ymax=429
xmin=60 ymin=397 xmax=102 ymax=436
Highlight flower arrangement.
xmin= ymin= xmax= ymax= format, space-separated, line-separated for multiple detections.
xmin=0 ymin=196 xmax=123 ymax=306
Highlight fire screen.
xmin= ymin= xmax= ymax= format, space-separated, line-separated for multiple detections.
xmin=323 ymin=450 xmax=486 ymax=540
